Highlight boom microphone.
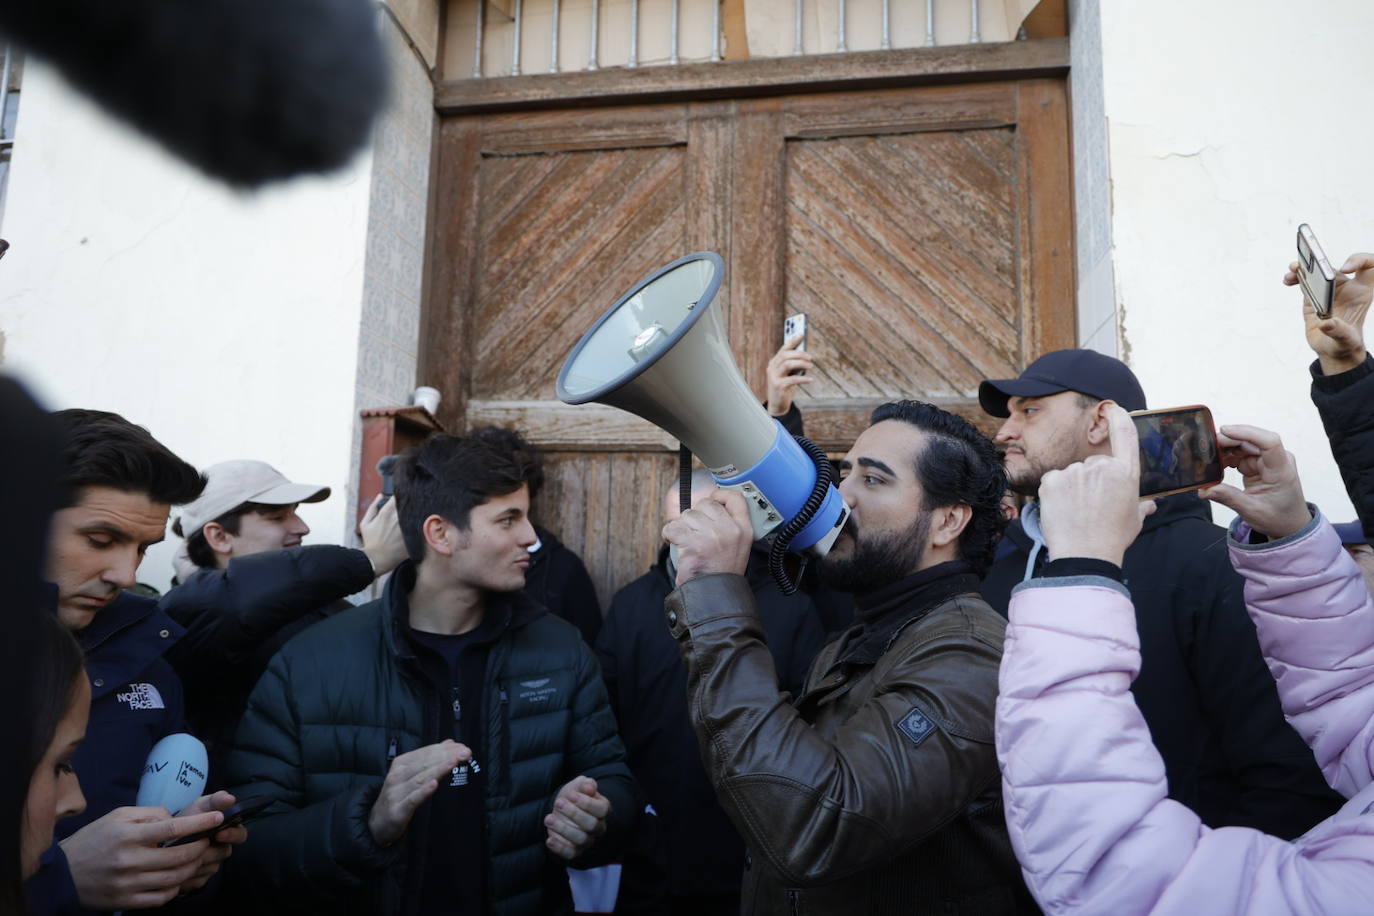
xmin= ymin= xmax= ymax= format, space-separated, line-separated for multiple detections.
xmin=0 ymin=0 xmax=388 ymax=187
xmin=557 ymin=252 xmax=849 ymax=593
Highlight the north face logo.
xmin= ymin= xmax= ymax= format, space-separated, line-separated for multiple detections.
xmin=116 ymin=683 xmax=165 ymax=710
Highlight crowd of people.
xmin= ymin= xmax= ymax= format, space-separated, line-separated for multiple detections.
xmin=6 ymin=249 xmax=1374 ymax=916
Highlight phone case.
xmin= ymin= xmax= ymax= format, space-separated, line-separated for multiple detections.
xmin=1130 ymin=406 xmax=1224 ymax=500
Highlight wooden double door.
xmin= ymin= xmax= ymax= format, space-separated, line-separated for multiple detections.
xmin=425 ymin=78 xmax=1074 ymax=607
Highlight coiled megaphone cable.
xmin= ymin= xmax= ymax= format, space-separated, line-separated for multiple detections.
xmin=766 ymin=436 xmax=833 ymax=596
xmin=676 ymin=437 xmax=832 ymax=596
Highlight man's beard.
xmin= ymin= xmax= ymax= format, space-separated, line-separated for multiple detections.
xmin=818 ymin=512 xmax=932 ymax=595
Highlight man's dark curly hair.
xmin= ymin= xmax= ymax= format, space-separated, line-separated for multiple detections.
xmin=50 ymin=408 xmax=205 ymax=509
xmin=869 ymin=400 xmax=1008 ymax=574
xmin=394 ymin=428 xmax=541 ymax=564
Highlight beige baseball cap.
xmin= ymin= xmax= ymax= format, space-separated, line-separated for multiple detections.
xmin=178 ymin=460 xmax=330 ymax=536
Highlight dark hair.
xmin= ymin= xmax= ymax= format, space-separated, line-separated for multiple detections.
xmin=171 ymin=502 xmax=274 ymax=569
xmin=1073 ymin=392 xmax=1099 ymax=410
xmin=11 ymin=614 xmax=84 ymax=906
xmin=394 ymin=429 xmax=541 ymax=564
xmin=466 ymin=426 xmax=545 ymax=499
xmin=870 ymin=400 xmax=1008 ymax=574
xmin=50 ymin=409 xmax=204 ymax=508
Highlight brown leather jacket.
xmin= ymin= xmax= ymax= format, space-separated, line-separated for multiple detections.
xmin=665 ymin=569 xmax=1034 ymax=915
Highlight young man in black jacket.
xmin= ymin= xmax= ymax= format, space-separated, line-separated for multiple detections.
xmin=224 ymin=431 xmax=634 ymax=915
xmin=161 ymin=459 xmax=408 ymax=771
xmin=596 ymin=471 xmax=825 ymax=915
xmin=978 ymin=349 xmax=1343 ymax=839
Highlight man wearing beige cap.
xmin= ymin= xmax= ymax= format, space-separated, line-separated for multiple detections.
xmin=161 ymin=459 xmax=408 ymax=771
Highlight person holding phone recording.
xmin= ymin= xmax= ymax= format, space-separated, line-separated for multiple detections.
xmin=1286 ymin=245 xmax=1374 ymax=541
xmin=996 ymin=406 xmax=1374 ymax=915
xmin=979 ymin=350 xmax=1342 ymax=839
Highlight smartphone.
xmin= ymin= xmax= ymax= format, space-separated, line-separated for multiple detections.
xmin=1131 ymin=406 xmax=1223 ymax=500
xmin=783 ymin=313 xmax=807 ymax=376
xmin=1297 ymin=224 xmax=1336 ymax=319
xmin=162 ymin=796 xmax=274 ymax=847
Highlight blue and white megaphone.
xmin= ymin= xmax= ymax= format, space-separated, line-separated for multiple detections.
xmin=557 ymin=252 xmax=849 ymax=592
xmin=136 ymin=733 xmax=208 ymax=815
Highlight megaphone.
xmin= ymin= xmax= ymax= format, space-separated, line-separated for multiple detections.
xmin=136 ymin=733 xmax=208 ymax=815
xmin=557 ymin=252 xmax=849 ymax=592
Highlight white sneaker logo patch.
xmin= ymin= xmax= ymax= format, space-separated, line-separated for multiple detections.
xmin=116 ymin=683 xmax=165 ymax=710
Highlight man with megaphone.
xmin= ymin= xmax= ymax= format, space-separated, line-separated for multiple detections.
xmin=661 ymin=400 xmax=1036 ymax=915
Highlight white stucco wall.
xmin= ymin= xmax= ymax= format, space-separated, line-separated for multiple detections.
xmin=0 ymin=61 xmax=375 ymax=592
xmin=1095 ymin=0 xmax=1374 ymax=525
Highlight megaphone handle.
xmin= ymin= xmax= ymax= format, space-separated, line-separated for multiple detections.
xmin=679 ymin=444 xmax=693 ymax=514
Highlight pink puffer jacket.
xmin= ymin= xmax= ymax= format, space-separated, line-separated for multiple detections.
xmin=996 ymin=512 xmax=1374 ymax=915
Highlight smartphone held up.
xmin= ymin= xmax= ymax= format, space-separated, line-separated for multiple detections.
xmin=1131 ymin=406 xmax=1223 ymax=500
xmin=1296 ymin=224 xmax=1336 ymax=319
xmin=783 ymin=313 xmax=807 ymax=376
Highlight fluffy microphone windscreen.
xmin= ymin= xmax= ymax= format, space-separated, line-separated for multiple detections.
xmin=0 ymin=0 xmax=389 ymax=187
xmin=137 ymin=733 xmax=209 ymax=816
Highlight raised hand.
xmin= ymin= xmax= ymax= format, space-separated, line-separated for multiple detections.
xmin=1201 ymin=425 xmax=1312 ymax=540
xmin=1285 ymin=252 xmax=1374 ymax=375
xmin=1038 ymin=404 xmax=1155 ymax=567
xmin=662 ymin=490 xmax=753 ymax=586
xmin=765 ymin=334 xmax=814 ymax=417
xmin=360 ymin=494 xmax=409 ymax=577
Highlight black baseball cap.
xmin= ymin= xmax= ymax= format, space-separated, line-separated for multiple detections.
xmin=978 ymin=349 xmax=1148 ymax=418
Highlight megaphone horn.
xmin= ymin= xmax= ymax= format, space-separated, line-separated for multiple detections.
xmin=557 ymin=252 xmax=849 ymax=593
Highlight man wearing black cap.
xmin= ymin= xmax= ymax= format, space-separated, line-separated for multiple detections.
xmin=978 ymin=349 xmax=1343 ymax=840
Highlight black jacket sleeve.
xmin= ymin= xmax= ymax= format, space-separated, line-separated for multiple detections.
xmin=763 ymin=403 xmax=806 ymax=439
xmin=1182 ymin=543 xmax=1344 ymax=837
xmin=553 ymin=641 xmax=638 ymax=866
xmin=1310 ymin=354 xmax=1374 ymax=542
xmin=162 ymin=545 xmax=374 ymax=673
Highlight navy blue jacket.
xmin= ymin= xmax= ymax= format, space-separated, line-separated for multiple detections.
xmin=162 ymin=544 xmax=373 ymax=776
xmin=27 ymin=592 xmax=187 ymax=914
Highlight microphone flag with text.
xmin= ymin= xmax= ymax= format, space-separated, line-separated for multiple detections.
xmin=137 ymin=733 xmax=208 ymax=815
xmin=556 ymin=252 xmax=849 ymax=593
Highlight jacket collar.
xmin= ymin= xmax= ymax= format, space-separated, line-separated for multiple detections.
xmin=71 ymin=591 xmax=184 ymax=701
xmin=837 ymin=560 xmax=980 ymax=665
xmin=382 ymin=561 xmax=545 ymax=660
xmin=1012 ymin=489 xmax=1214 ymax=582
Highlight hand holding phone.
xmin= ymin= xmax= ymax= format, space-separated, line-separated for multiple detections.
xmin=766 ymin=314 xmax=814 ymax=417
xmin=163 ymin=796 xmax=273 ymax=847
xmin=1286 ymin=245 xmax=1374 ymax=377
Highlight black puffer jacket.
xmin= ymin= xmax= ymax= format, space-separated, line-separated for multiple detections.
xmin=161 ymin=544 xmax=374 ymax=775
xmin=982 ymin=492 xmax=1343 ymax=838
xmin=1310 ymin=354 xmax=1374 ymax=541
xmin=222 ymin=563 xmax=636 ymax=915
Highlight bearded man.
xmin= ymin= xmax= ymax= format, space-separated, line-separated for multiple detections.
xmin=660 ymin=400 xmax=1036 ymax=916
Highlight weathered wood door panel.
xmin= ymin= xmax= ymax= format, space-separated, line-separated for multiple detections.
xmin=423 ymin=79 xmax=1073 ymax=609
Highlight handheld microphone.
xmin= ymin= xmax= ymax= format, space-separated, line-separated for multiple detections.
xmin=376 ymin=455 xmax=398 ymax=507
xmin=136 ymin=734 xmax=208 ymax=815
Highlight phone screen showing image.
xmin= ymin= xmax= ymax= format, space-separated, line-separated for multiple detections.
xmin=1132 ymin=407 xmax=1223 ymax=499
